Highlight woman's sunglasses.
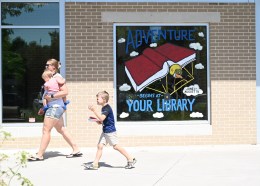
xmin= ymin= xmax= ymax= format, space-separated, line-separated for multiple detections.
xmin=45 ymin=64 xmax=52 ymax=67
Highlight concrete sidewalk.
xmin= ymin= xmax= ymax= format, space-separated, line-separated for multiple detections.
xmin=2 ymin=145 xmax=260 ymax=186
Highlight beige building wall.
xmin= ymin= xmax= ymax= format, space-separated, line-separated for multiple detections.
xmin=3 ymin=2 xmax=256 ymax=148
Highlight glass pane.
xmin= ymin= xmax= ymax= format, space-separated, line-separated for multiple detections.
xmin=2 ymin=28 xmax=59 ymax=123
xmin=1 ymin=2 xmax=59 ymax=26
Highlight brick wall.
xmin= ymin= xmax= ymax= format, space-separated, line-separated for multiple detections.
xmin=3 ymin=2 xmax=256 ymax=148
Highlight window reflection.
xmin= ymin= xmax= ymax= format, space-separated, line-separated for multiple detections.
xmin=1 ymin=2 xmax=59 ymax=26
xmin=2 ymin=28 xmax=59 ymax=122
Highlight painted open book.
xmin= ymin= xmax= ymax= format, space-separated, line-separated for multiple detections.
xmin=125 ymin=43 xmax=196 ymax=92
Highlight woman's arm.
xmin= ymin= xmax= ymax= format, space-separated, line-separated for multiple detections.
xmin=45 ymin=83 xmax=68 ymax=101
xmin=56 ymin=76 xmax=66 ymax=85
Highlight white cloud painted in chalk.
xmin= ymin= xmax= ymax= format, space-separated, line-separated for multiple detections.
xmin=198 ymin=32 xmax=204 ymax=37
xmin=153 ymin=112 xmax=164 ymax=118
xmin=190 ymin=112 xmax=204 ymax=118
xmin=183 ymin=84 xmax=203 ymax=96
xmin=120 ymin=112 xmax=129 ymax=118
xmin=195 ymin=63 xmax=204 ymax=69
xmin=150 ymin=43 xmax=157 ymax=47
xmin=189 ymin=42 xmax=203 ymax=51
xmin=119 ymin=83 xmax=131 ymax=91
xmin=130 ymin=51 xmax=139 ymax=57
xmin=118 ymin=38 xmax=125 ymax=43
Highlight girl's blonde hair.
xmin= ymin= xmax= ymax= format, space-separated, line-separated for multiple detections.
xmin=42 ymin=69 xmax=53 ymax=79
xmin=46 ymin=58 xmax=61 ymax=73
xmin=96 ymin=91 xmax=109 ymax=103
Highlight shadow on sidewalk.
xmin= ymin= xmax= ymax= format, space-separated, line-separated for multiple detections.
xmin=44 ymin=151 xmax=66 ymax=159
xmin=82 ymin=162 xmax=125 ymax=170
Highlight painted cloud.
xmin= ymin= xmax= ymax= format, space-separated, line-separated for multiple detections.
xmin=198 ymin=32 xmax=204 ymax=37
xmin=120 ymin=112 xmax=129 ymax=118
xmin=153 ymin=112 xmax=164 ymax=118
xmin=118 ymin=38 xmax=126 ymax=43
xmin=130 ymin=51 xmax=139 ymax=57
xmin=183 ymin=84 xmax=203 ymax=96
xmin=119 ymin=83 xmax=131 ymax=91
xmin=150 ymin=43 xmax=157 ymax=47
xmin=189 ymin=42 xmax=203 ymax=51
xmin=195 ymin=63 xmax=204 ymax=69
xmin=190 ymin=112 xmax=204 ymax=118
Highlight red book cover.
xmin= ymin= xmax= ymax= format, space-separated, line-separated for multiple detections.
xmin=155 ymin=43 xmax=196 ymax=67
xmin=124 ymin=43 xmax=196 ymax=92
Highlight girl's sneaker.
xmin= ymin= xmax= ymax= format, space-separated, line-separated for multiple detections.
xmin=63 ymin=100 xmax=70 ymax=110
xmin=125 ymin=158 xmax=137 ymax=169
xmin=43 ymin=105 xmax=49 ymax=112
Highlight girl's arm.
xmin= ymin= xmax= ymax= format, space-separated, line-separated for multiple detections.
xmin=44 ymin=85 xmax=49 ymax=91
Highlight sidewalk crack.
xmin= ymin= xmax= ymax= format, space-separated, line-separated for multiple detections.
xmin=153 ymin=154 xmax=187 ymax=186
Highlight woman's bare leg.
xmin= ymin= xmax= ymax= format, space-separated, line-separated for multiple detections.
xmin=54 ymin=117 xmax=80 ymax=154
xmin=36 ymin=117 xmax=57 ymax=158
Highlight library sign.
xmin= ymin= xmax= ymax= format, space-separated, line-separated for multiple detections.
xmin=114 ymin=24 xmax=209 ymax=123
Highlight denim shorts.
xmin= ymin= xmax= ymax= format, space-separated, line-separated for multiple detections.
xmin=45 ymin=106 xmax=64 ymax=120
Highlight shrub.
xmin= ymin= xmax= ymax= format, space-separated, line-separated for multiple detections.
xmin=0 ymin=128 xmax=33 ymax=186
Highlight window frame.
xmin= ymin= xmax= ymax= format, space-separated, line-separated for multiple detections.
xmin=0 ymin=0 xmax=65 ymax=127
xmin=113 ymin=23 xmax=211 ymax=125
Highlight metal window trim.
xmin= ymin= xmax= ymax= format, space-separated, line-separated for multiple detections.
xmin=65 ymin=0 xmax=254 ymax=3
xmin=113 ymin=23 xmax=211 ymax=125
xmin=0 ymin=0 xmax=64 ymax=127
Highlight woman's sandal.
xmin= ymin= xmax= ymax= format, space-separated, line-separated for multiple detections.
xmin=66 ymin=152 xmax=83 ymax=158
xmin=28 ymin=155 xmax=44 ymax=161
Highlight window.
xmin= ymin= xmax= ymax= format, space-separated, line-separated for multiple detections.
xmin=114 ymin=24 xmax=210 ymax=124
xmin=1 ymin=2 xmax=60 ymax=123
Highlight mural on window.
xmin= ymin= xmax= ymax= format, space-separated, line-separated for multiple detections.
xmin=1 ymin=2 xmax=59 ymax=123
xmin=115 ymin=24 xmax=209 ymax=122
